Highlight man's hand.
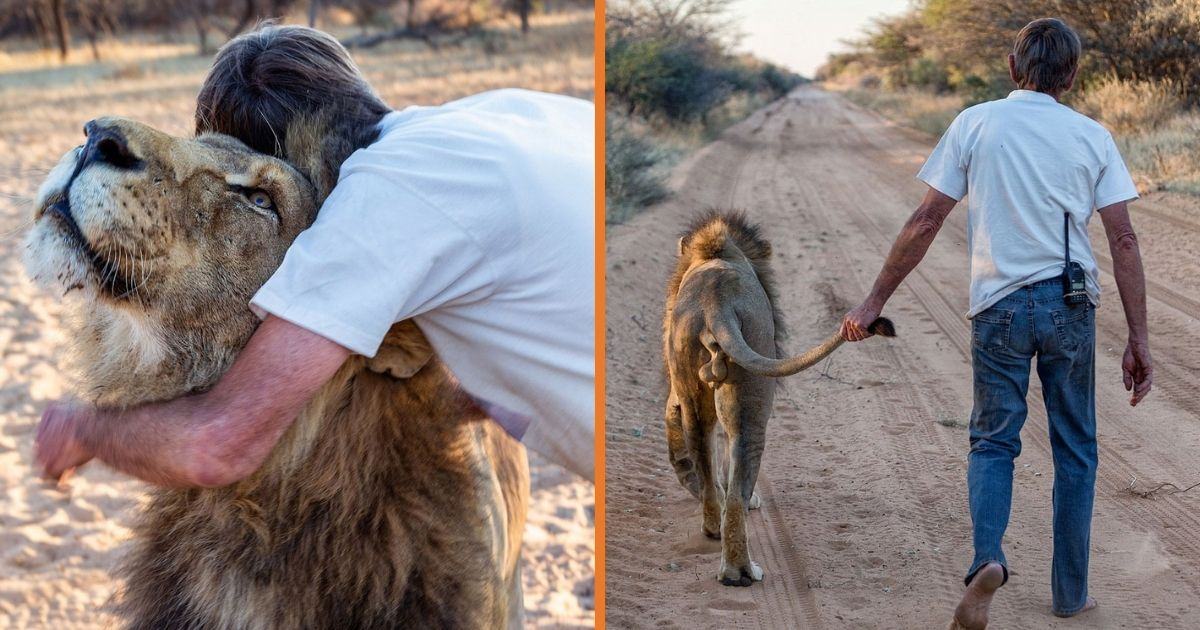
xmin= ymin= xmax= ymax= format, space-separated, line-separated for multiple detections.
xmin=1100 ymin=202 xmax=1151 ymax=407
xmin=841 ymin=300 xmax=883 ymax=342
xmin=35 ymin=399 xmax=95 ymax=482
xmin=1123 ymin=339 xmax=1153 ymax=407
xmin=28 ymin=317 xmax=351 ymax=489
xmin=843 ymin=187 xmax=956 ymax=343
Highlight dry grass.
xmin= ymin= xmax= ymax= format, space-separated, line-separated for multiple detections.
xmin=1075 ymin=77 xmax=1183 ymax=135
xmin=837 ymin=86 xmax=961 ymax=138
xmin=0 ymin=11 xmax=593 ymax=629
xmin=1114 ymin=111 xmax=1200 ymax=195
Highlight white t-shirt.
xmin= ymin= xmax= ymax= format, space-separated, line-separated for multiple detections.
xmin=917 ymin=89 xmax=1139 ymax=318
xmin=250 ymin=89 xmax=595 ymax=479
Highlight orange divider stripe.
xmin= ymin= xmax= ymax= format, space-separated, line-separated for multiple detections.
xmin=593 ymin=0 xmax=606 ymax=627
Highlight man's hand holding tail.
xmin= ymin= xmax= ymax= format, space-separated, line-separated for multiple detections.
xmin=841 ymin=187 xmax=958 ymax=343
xmin=841 ymin=300 xmax=882 ymax=342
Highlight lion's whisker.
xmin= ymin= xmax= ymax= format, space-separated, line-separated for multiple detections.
xmin=0 ymin=216 xmax=35 ymax=240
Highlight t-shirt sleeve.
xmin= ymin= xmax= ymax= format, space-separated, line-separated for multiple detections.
xmin=1094 ymin=134 xmax=1140 ymax=211
xmin=250 ymin=171 xmax=497 ymax=357
xmin=917 ymin=113 xmax=968 ymax=201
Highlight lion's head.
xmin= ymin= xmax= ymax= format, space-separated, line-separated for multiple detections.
xmin=24 ymin=117 xmax=319 ymax=405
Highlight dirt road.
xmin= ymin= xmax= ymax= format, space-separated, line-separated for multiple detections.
xmin=604 ymin=86 xmax=1200 ymax=629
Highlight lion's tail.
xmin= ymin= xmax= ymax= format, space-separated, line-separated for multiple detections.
xmin=709 ymin=317 xmax=895 ymax=378
xmin=664 ymin=400 xmax=702 ymax=500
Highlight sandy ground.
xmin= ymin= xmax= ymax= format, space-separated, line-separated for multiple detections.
xmin=604 ymin=86 xmax=1200 ymax=629
xmin=0 ymin=14 xmax=593 ymax=629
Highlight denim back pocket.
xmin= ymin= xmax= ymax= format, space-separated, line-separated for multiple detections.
xmin=972 ymin=308 xmax=1014 ymax=351
xmin=1051 ymin=304 xmax=1094 ymax=351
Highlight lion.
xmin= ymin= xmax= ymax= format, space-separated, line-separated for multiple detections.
xmin=23 ymin=115 xmax=530 ymax=628
xmin=662 ymin=210 xmax=894 ymax=586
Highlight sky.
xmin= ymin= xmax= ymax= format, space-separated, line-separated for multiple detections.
xmin=733 ymin=0 xmax=911 ymax=78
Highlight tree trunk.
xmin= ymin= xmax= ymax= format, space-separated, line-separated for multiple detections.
xmin=518 ymin=0 xmax=530 ymax=34
xmin=50 ymin=0 xmax=70 ymax=61
xmin=227 ymin=0 xmax=257 ymax=38
xmin=195 ymin=17 xmax=211 ymax=55
xmin=79 ymin=1 xmax=100 ymax=61
xmin=308 ymin=0 xmax=320 ymax=27
xmin=85 ymin=29 xmax=100 ymax=60
xmin=30 ymin=2 xmax=53 ymax=50
xmin=405 ymin=0 xmax=417 ymax=29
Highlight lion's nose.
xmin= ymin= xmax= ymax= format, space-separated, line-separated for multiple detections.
xmin=83 ymin=120 xmax=140 ymax=170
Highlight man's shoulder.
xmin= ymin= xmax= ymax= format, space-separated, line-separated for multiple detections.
xmin=1062 ymin=106 xmax=1113 ymax=139
xmin=383 ymin=89 xmax=591 ymax=134
xmin=947 ymin=100 xmax=1000 ymax=134
xmin=986 ymin=97 xmax=1111 ymax=136
xmin=361 ymin=90 xmax=590 ymax=158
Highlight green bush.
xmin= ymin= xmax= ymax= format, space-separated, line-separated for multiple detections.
xmin=759 ymin=63 xmax=806 ymax=96
xmin=606 ymin=35 xmax=734 ymax=123
xmin=957 ymin=73 xmax=1010 ymax=107
xmin=907 ymin=57 xmax=950 ymax=93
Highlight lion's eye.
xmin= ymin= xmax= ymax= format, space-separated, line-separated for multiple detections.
xmin=247 ymin=190 xmax=274 ymax=209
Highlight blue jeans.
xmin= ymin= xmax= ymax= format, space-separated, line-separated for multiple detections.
xmin=966 ymin=278 xmax=1096 ymax=616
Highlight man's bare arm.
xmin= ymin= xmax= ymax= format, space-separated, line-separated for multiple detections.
xmin=1099 ymin=201 xmax=1153 ymax=406
xmin=841 ymin=187 xmax=959 ymax=341
xmin=36 ymin=316 xmax=350 ymax=487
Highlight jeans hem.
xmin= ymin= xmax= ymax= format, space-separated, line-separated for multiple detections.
xmin=964 ymin=559 xmax=1009 ymax=587
xmin=1052 ymin=601 xmax=1091 ymax=618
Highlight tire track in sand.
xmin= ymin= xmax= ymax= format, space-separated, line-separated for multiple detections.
xmin=729 ymin=105 xmax=826 ymax=630
xmin=758 ymin=93 xmax=967 ymax=614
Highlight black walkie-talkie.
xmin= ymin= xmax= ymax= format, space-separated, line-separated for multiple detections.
xmin=1062 ymin=213 xmax=1088 ymax=305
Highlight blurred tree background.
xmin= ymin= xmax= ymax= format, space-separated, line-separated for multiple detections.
xmin=818 ymin=0 xmax=1200 ymax=197
xmin=0 ymin=0 xmax=593 ymax=59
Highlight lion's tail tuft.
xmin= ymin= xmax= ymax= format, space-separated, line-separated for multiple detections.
xmin=867 ymin=316 xmax=896 ymax=338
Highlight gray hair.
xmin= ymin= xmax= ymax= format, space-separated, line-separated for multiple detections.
xmin=1012 ymin=18 xmax=1081 ymax=93
xmin=195 ymin=25 xmax=391 ymax=190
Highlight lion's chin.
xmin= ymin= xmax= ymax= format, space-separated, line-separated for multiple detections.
xmin=25 ymin=207 xmax=147 ymax=304
xmin=23 ymin=215 xmax=95 ymax=299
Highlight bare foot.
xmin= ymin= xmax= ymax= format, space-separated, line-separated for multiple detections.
xmin=949 ymin=563 xmax=1005 ymax=630
xmin=1053 ymin=597 xmax=1097 ymax=618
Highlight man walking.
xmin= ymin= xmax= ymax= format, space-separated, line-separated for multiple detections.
xmin=840 ymin=18 xmax=1152 ymax=629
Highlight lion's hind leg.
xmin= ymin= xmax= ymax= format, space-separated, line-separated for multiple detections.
xmin=665 ymin=389 xmax=702 ymax=500
xmin=680 ymin=393 xmax=721 ymax=539
xmin=714 ymin=384 xmax=768 ymax=587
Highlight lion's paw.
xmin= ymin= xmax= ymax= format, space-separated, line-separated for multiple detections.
xmin=717 ymin=561 xmax=763 ymax=587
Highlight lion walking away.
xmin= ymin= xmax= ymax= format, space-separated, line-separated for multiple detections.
xmin=661 ymin=210 xmax=895 ymax=586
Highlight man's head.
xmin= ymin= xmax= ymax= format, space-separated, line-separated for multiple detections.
xmin=1008 ymin=18 xmax=1081 ymax=97
xmin=195 ymin=25 xmax=390 ymax=196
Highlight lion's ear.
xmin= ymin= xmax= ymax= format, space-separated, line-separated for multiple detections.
xmin=283 ymin=113 xmax=336 ymax=200
xmin=366 ymin=320 xmax=434 ymax=379
xmin=677 ymin=236 xmax=685 ymax=256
